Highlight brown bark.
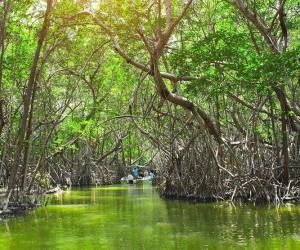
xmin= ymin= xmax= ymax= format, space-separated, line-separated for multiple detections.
xmin=164 ymin=0 xmax=173 ymax=29
xmin=0 ymin=99 xmax=4 ymax=136
xmin=0 ymin=0 xmax=11 ymax=91
xmin=295 ymin=133 xmax=300 ymax=161
xmin=278 ymin=0 xmax=288 ymax=51
xmin=0 ymin=0 xmax=11 ymax=138
xmin=269 ymin=94 xmax=280 ymax=164
xmin=281 ymin=111 xmax=289 ymax=185
xmin=152 ymin=58 xmax=222 ymax=143
xmin=20 ymin=83 xmax=37 ymax=191
xmin=274 ymin=86 xmax=300 ymax=132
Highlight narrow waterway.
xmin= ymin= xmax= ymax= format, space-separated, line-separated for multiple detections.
xmin=1 ymin=185 xmax=300 ymax=249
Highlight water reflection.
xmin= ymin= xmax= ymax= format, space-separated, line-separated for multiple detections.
xmin=0 ymin=185 xmax=300 ymax=249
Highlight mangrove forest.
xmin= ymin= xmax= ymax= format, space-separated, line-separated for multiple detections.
xmin=0 ymin=0 xmax=300 ymax=249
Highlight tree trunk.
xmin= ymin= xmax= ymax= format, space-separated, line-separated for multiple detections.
xmin=0 ymin=0 xmax=11 ymax=138
xmin=281 ymin=111 xmax=289 ymax=185
xmin=0 ymin=0 xmax=11 ymax=91
xmin=0 ymin=99 xmax=4 ymax=137
xmin=3 ymin=0 xmax=53 ymax=209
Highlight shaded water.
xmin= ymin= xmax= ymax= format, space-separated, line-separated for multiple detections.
xmin=1 ymin=185 xmax=300 ymax=249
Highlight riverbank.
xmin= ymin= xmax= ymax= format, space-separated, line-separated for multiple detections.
xmin=0 ymin=202 xmax=39 ymax=219
xmin=0 ymin=186 xmax=64 ymax=219
xmin=2 ymin=178 xmax=300 ymax=220
xmin=157 ymin=176 xmax=300 ymax=204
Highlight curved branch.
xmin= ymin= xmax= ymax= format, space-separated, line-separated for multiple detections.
xmin=76 ymin=11 xmax=198 ymax=82
xmin=226 ymin=0 xmax=278 ymax=52
xmin=152 ymin=58 xmax=223 ymax=143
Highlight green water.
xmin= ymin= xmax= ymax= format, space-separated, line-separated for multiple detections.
xmin=1 ymin=185 xmax=300 ymax=250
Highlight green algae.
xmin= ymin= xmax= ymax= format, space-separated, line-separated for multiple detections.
xmin=0 ymin=185 xmax=300 ymax=249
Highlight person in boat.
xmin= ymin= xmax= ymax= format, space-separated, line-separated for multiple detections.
xmin=143 ymin=170 xmax=148 ymax=177
xmin=132 ymin=167 xmax=139 ymax=177
xmin=139 ymin=171 xmax=144 ymax=178
xmin=127 ymin=173 xmax=134 ymax=184
xmin=149 ymin=169 xmax=155 ymax=177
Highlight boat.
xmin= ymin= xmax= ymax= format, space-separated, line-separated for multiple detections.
xmin=134 ymin=175 xmax=154 ymax=184
xmin=120 ymin=165 xmax=155 ymax=184
xmin=120 ymin=175 xmax=154 ymax=184
xmin=120 ymin=176 xmax=133 ymax=184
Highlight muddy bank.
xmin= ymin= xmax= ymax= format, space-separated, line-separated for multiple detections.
xmin=0 ymin=202 xmax=39 ymax=219
xmin=0 ymin=186 xmax=65 ymax=219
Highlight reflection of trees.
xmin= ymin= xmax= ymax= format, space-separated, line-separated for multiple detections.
xmin=164 ymin=201 xmax=300 ymax=247
xmin=1 ymin=186 xmax=300 ymax=249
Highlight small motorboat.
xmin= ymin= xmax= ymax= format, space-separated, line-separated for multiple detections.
xmin=120 ymin=176 xmax=133 ymax=184
xmin=120 ymin=175 xmax=154 ymax=184
xmin=133 ymin=175 xmax=154 ymax=184
xmin=121 ymin=165 xmax=155 ymax=184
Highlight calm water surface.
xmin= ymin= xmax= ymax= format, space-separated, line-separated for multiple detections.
xmin=1 ymin=185 xmax=300 ymax=249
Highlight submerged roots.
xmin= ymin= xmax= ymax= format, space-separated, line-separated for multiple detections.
xmin=155 ymin=136 xmax=300 ymax=204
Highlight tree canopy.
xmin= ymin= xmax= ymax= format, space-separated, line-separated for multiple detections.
xmin=0 ymin=0 xmax=300 ymax=207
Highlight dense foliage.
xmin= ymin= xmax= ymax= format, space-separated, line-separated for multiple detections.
xmin=0 ymin=0 xmax=299 ymax=208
